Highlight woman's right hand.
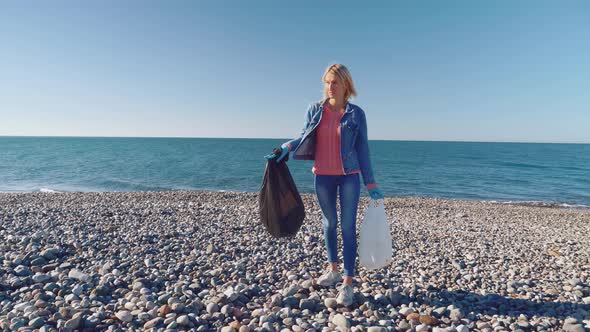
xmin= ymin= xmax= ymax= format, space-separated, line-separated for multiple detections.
xmin=264 ymin=144 xmax=289 ymax=162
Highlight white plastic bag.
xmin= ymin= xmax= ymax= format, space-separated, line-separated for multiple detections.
xmin=359 ymin=199 xmax=392 ymax=270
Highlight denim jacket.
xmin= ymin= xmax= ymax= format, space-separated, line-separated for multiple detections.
xmin=285 ymin=100 xmax=376 ymax=188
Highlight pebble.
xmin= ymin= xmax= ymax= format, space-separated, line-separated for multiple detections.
xmin=176 ymin=315 xmax=190 ymax=326
xmin=116 ymin=310 xmax=133 ymax=322
xmin=332 ymin=314 xmax=350 ymax=330
xmin=68 ymin=269 xmax=90 ymax=282
xmin=0 ymin=191 xmax=588 ymax=332
xmin=367 ymin=327 xmax=387 ymax=332
xmin=456 ymin=325 xmax=469 ymax=332
xmin=28 ymin=317 xmax=44 ymax=328
xmin=399 ymin=308 xmax=415 ymax=317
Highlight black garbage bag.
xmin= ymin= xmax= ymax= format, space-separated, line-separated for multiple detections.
xmin=259 ymin=148 xmax=305 ymax=238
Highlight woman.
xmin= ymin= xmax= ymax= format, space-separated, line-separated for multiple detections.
xmin=265 ymin=64 xmax=383 ymax=306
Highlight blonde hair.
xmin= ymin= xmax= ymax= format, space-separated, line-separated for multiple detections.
xmin=322 ymin=64 xmax=357 ymax=101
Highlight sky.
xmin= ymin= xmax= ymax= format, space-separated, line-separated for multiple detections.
xmin=1 ymin=1 xmax=589 ymax=143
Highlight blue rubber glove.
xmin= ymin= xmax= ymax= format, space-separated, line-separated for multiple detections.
xmin=369 ymin=187 xmax=384 ymax=200
xmin=264 ymin=144 xmax=289 ymax=162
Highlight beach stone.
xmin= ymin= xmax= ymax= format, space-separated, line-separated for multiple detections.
xmin=374 ymin=293 xmax=388 ymax=304
xmin=517 ymin=321 xmax=530 ymax=329
xmin=230 ymin=320 xmax=241 ymax=330
xmin=252 ymin=309 xmax=265 ymax=317
xmin=207 ymin=303 xmax=219 ymax=314
xmin=43 ymin=282 xmax=59 ymax=292
xmin=158 ymin=293 xmax=171 ymax=304
xmin=569 ymin=279 xmax=581 ymax=286
xmin=301 ymin=280 xmax=313 ymax=288
xmin=159 ymin=304 xmax=171 ymax=315
xmin=31 ymin=257 xmax=47 ymax=266
xmin=116 ymin=310 xmax=133 ymax=322
xmin=14 ymin=265 xmax=32 ymax=276
xmin=171 ymin=302 xmax=185 ymax=312
xmin=176 ymin=315 xmax=190 ymax=326
xmin=378 ymin=320 xmax=393 ymax=327
xmin=477 ymin=322 xmax=491 ymax=329
xmin=32 ymin=273 xmax=51 ymax=284
xmin=300 ymin=299 xmax=315 ymax=311
xmin=64 ymin=294 xmax=78 ymax=303
xmin=10 ymin=319 xmax=26 ymax=330
xmin=124 ymin=302 xmax=137 ymax=311
xmin=283 ymin=296 xmax=299 ymax=308
xmin=419 ymin=315 xmax=438 ymax=326
xmin=456 ymin=324 xmax=469 ymax=332
xmin=367 ymin=327 xmax=387 ymax=332
xmin=563 ymin=323 xmax=586 ymax=332
xmin=68 ymin=269 xmax=90 ymax=282
xmin=64 ymin=315 xmax=82 ymax=330
xmin=389 ymin=292 xmax=403 ymax=306
xmin=324 ymin=298 xmax=337 ymax=309
xmin=14 ymin=303 xmax=30 ymax=312
xmin=72 ymin=284 xmax=84 ymax=296
xmin=137 ymin=312 xmax=150 ymax=320
xmin=398 ymin=319 xmax=411 ymax=331
xmin=450 ymin=309 xmax=463 ymax=321
xmin=29 ymin=317 xmax=45 ymax=328
xmin=132 ymin=281 xmax=144 ymax=290
xmin=282 ymin=285 xmax=300 ymax=297
xmin=432 ymin=307 xmax=446 ymax=317
xmin=332 ymin=314 xmax=350 ymax=330
xmin=40 ymin=248 xmax=59 ymax=260
xmin=416 ymin=324 xmax=429 ymax=332
xmin=399 ymin=308 xmax=415 ymax=317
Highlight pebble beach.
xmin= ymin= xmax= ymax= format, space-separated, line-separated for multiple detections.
xmin=0 ymin=191 xmax=589 ymax=332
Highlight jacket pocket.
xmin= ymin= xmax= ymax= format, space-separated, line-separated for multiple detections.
xmin=342 ymin=120 xmax=358 ymax=148
xmin=342 ymin=119 xmax=357 ymax=130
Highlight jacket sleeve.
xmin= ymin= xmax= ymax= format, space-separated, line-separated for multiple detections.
xmin=284 ymin=104 xmax=313 ymax=151
xmin=355 ymin=108 xmax=377 ymax=189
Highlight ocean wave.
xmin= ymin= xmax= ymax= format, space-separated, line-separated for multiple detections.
xmin=39 ymin=188 xmax=63 ymax=193
xmin=486 ymin=199 xmax=590 ymax=209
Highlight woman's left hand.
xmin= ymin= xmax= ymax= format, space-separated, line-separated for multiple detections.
xmin=369 ymin=187 xmax=384 ymax=200
xmin=264 ymin=144 xmax=289 ymax=162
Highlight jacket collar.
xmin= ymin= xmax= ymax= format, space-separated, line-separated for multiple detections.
xmin=319 ymin=99 xmax=354 ymax=113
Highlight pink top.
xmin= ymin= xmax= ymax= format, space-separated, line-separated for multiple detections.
xmin=312 ymin=104 xmax=360 ymax=176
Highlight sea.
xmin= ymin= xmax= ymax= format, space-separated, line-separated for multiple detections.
xmin=1 ymin=137 xmax=589 ymax=208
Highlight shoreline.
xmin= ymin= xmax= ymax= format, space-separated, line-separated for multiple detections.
xmin=2 ymin=189 xmax=589 ymax=211
xmin=1 ymin=191 xmax=589 ymax=331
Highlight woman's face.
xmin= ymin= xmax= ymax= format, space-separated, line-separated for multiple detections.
xmin=324 ymin=72 xmax=345 ymax=102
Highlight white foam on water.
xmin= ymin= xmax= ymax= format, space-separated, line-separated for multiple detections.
xmin=485 ymin=199 xmax=589 ymax=209
xmin=559 ymin=202 xmax=590 ymax=209
xmin=39 ymin=188 xmax=62 ymax=193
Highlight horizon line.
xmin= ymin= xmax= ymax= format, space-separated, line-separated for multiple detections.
xmin=1 ymin=135 xmax=589 ymax=145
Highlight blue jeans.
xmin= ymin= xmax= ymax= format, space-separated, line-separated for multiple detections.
xmin=314 ymin=173 xmax=361 ymax=277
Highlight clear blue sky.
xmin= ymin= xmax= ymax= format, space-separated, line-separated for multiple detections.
xmin=1 ymin=1 xmax=589 ymax=143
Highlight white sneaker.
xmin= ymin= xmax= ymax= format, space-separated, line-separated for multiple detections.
xmin=317 ymin=269 xmax=342 ymax=287
xmin=336 ymin=284 xmax=354 ymax=306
